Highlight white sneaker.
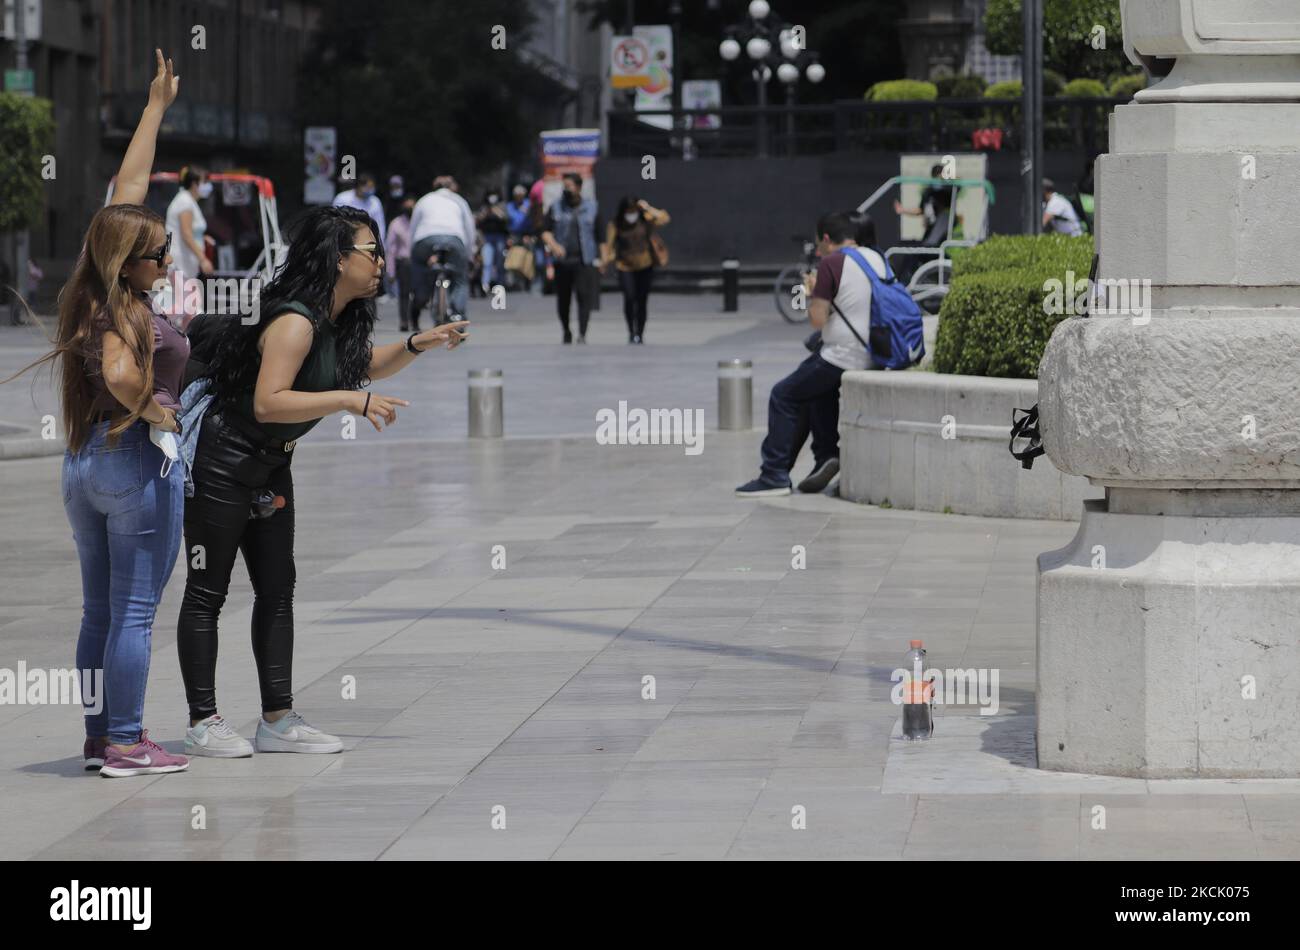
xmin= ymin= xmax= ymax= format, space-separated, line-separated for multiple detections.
xmin=254 ymin=711 xmax=343 ymax=754
xmin=185 ymin=715 xmax=254 ymax=758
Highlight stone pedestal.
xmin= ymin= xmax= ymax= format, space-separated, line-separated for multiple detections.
xmin=1037 ymin=1 xmax=1300 ymax=777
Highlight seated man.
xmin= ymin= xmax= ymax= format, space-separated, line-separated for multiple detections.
xmin=736 ymin=211 xmax=886 ymax=497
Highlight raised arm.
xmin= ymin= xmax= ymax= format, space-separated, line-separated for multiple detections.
xmin=110 ymin=49 xmax=179 ymax=207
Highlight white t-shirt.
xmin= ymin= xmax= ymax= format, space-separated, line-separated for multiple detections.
xmin=1044 ymin=193 xmax=1083 ymax=236
xmin=165 ymin=189 xmax=206 ymax=278
xmin=409 ymin=189 xmax=476 ymax=250
xmin=812 ymin=245 xmax=889 ymax=371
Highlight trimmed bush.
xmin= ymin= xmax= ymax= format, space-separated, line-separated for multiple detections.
xmin=1043 ymin=69 xmax=1067 ymax=96
xmin=936 ymin=74 xmax=988 ymax=99
xmin=983 ymin=79 xmax=1022 ymax=99
xmin=866 ymin=79 xmax=938 ymax=101
xmin=1063 ymin=77 xmax=1108 ymax=98
xmin=935 ymin=234 xmax=1094 ymax=378
xmin=950 ymin=233 xmax=1093 ymax=279
xmin=1109 ymin=72 xmax=1146 ymax=98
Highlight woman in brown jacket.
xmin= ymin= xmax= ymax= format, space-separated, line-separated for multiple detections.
xmin=602 ymin=196 xmax=670 ymax=344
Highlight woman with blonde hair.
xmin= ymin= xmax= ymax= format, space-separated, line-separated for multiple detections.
xmin=4 ymin=50 xmax=190 ymax=777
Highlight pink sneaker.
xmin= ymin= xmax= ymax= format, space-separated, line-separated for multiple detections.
xmin=100 ymin=730 xmax=189 ymax=778
xmin=83 ymin=736 xmax=109 ymax=771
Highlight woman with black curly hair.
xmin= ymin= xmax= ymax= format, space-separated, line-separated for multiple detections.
xmin=176 ymin=205 xmax=466 ymax=758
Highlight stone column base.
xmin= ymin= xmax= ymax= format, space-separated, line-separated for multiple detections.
xmin=1038 ymin=498 xmax=1300 ymax=777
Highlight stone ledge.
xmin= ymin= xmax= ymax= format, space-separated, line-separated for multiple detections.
xmin=838 ymin=371 xmax=1101 ymax=521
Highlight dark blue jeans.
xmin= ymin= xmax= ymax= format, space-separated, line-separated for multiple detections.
xmin=411 ymin=234 xmax=469 ymax=321
xmin=759 ymin=353 xmax=847 ymax=485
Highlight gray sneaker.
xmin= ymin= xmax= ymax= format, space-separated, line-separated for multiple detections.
xmin=185 ymin=715 xmax=254 ymax=758
xmin=797 ymin=457 xmax=840 ymax=494
xmin=255 ymin=711 xmax=343 ymax=754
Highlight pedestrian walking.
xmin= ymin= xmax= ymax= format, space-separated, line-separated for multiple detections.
xmin=332 ymin=172 xmax=387 ymax=245
xmin=540 ymin=172 xmax=604 ymax=343
xmin=602 ymin=195 xmax=669 ymax=344
xmin=387 ymin=194 xmax=415 ymax=331
xmin=476 ymin=190 xmax=509 ymax=294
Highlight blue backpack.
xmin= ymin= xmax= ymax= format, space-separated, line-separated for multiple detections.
xmin=835 ymin=246 xmax=925 ymax=370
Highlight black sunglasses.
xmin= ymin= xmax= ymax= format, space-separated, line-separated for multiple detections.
xmin=130 ymin=232 xmax=172 ymax=266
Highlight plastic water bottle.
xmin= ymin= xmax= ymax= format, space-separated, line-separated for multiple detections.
xmin=902 ymin=639 xmax=933 ymax=740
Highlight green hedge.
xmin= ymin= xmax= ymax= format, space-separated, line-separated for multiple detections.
xmin=0 ymin=93 xmax=55 ymax=232
xmin=1063 ymin=77 xmax=1108 ymax=97
xmin=950 ymin=233 xmax=1093 ymax=278
xmin=1109 ymin=73 xmax=1146 ymax=98
xmin=866 ymin=79 xmax=938 ymax=101
xmin=935 ymin=234 xmax=1094 ymax=378
xmin=983 ymin=79 xmax=1022 ymax=99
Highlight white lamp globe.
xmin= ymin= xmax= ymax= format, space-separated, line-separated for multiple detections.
xmin=806 ymin=61 xmax=826 ymax=83
xmin=777 ymin=62 xmax=800 ymax=83
xmin=746 ymin=36 xmax=771 ymax=60
xmin=779 ymin=30 xmax=800 ymax=59
xmin=749 ymin=0 xmax=771 ymax=19
xmin=720 ymin=37 xmax=741 ymax=61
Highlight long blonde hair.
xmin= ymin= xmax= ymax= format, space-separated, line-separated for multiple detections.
xmin=4 ymin=204 xmax=163 ymax=452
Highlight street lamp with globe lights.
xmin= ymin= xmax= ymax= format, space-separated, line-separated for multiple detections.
xmin=718 ymin=1 xmax=825 ymax=157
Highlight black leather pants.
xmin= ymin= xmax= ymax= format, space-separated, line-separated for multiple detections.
xmin=177 ymin=412 xmax=296 ymax=720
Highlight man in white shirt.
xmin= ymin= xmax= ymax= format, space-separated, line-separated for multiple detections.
xmin=332 ymin=172 xmax=387 ymax=244
xmin=407 ymin=175 xmax=476 ymax=328
xmin=1042 ymin=178 xmax=1083 ymax=236
xmin=737 ymin=211 xmax=886 ymax=497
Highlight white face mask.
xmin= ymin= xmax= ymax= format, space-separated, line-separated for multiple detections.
xmin=197 ymin=181 xmax=213 ymax=199
xmin=623 ymin=213 xmax=640 ymax=224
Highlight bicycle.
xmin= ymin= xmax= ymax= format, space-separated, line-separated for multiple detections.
xmin=774 ymin=235 xmax=818 ymax=325
xmin=413 ymin=247 xmax=457 ymax=327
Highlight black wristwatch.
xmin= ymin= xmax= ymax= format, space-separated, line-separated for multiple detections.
xmin=405 ymin=332 xmax=425 ymax=355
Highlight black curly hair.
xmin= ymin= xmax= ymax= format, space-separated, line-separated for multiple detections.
xmin=205 ymin=205 xmax=380 ymax=402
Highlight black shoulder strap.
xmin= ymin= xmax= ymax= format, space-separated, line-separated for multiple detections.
xmin=830 ymin=298 xmax=873 ymax=354
xmin=1009 ymin=405 xmax=1046 ymax=469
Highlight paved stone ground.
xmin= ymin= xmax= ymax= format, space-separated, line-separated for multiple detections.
xmin=2 ymin=293 xmax=1299 ymax=860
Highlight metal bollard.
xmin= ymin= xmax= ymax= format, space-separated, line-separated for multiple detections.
xmin=722 ymin=258 xmax=739 ymax=312
xmin=468 ymin=369 xmax=503 ymax=438
xmin=717 ymin=359 xmax=752 ymax=431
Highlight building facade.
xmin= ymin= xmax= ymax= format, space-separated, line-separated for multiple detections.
xmin=2 ymin=0 xmax=321 ymax=264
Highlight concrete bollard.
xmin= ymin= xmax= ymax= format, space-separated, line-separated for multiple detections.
xmin=468 ymin=369 xmax=503 ymax=438
xmin=717 ymin=359 xmax=752 ymax=431
xmin=722 ymin=258 xmax=739 ymax=312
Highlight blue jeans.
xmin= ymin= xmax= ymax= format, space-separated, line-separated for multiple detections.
xmin=481 ymin=233 xmax=507 ymax=290
xmin=411 ymin=234 xmax=469 ymax=321
xmin=63 ymin=420 xmax=184 ymax=744
xmin=759 ymin=353 xmax=848 ymax=485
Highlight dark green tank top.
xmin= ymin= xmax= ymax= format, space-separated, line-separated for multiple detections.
xmin=230 ymin=300 xmax=339 ymax=444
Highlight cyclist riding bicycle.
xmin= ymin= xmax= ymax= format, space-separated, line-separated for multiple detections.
xmin=408 ymin=175 xmax=474 ymax=329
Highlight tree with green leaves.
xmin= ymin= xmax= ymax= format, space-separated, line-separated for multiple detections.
xmin=984 ymin=0 xmax=1127 ymax=81
xmin=0 ymin=93 xmax=54 ymax=232
xmin=297 ymin=0 xmax=542 ymax=195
